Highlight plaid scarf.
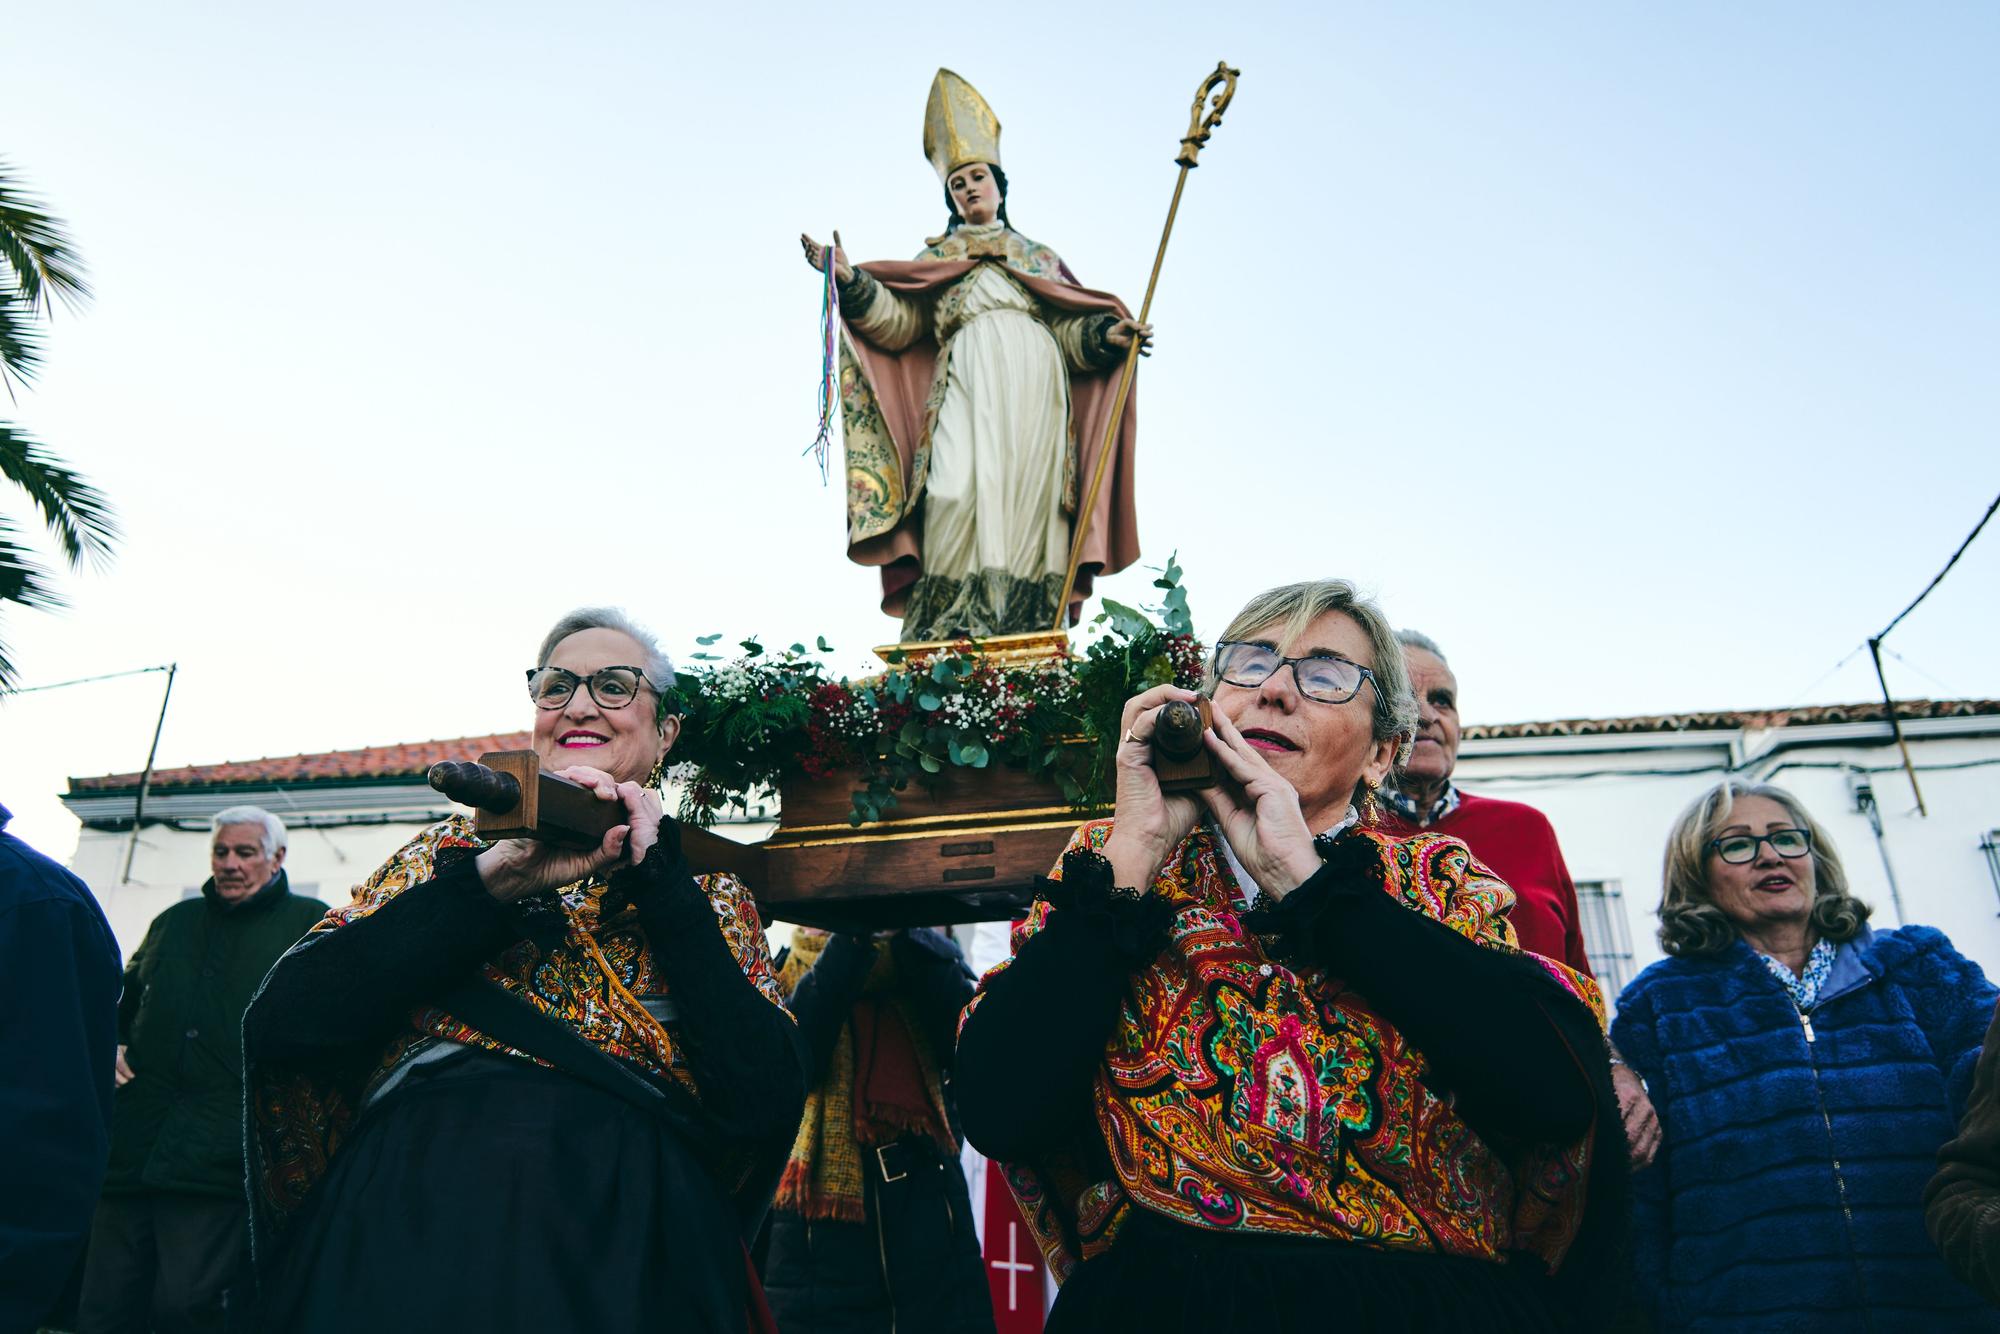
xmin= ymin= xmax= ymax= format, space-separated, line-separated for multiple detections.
xmin=773 ymin=930 xmax=954 ymax=1221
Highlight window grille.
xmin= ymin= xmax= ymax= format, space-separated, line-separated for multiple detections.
xmin=1575 ymin=879 xmax=1636 ymax=1002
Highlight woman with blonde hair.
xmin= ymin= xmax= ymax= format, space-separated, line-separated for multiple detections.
xmin=955 ymin=578 xmax=1626 ymax=1331
xmin=1613 ymin=778 xmax=2000 ymax=1331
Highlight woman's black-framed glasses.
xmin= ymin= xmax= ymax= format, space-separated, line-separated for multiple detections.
xmin=1213 ymin=640 xmax=1377 ymax=705
xmin=526 ymin=665 xmax=654 ymax=711
xmin=1709 ymin=828 xmax=1812 ymax=864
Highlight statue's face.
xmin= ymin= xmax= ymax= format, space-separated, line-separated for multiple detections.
xmin=948 ymin=163 xmax=1001 ymax=226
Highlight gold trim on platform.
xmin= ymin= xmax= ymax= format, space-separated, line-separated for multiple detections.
xmin=770 ymin=803 xmax=1092 ymax=842
xmin=873 ymin=629 xmax=1072 ymax=670
xmin=770 ymin=814 xmax=1084 ymax=852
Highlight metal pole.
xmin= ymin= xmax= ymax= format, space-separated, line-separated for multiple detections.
xmin=1051 ymin=170 xmax=1185 ymax=629
xmin=121 ymin=661 xmax=178 ymax=884
xmin=1865 ymin=638 xmax=1926 ymax=817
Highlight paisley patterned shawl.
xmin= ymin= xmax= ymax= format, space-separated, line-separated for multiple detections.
xmin=961 ymin=820 xmax=1606 ymax=1285
xmin=246 ymin=814 xmax=787 ymax=1244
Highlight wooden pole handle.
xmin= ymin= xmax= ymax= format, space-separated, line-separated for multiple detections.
xmin=431 ymin=750 xmax=623 ymax=849
xmin=428 ymin=760 xmax=522 ymax=814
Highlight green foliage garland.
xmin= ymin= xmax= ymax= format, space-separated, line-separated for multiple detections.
xmin=671 ymin=555 xmax=1204 ymax=827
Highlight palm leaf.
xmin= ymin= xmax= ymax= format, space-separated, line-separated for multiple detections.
xmin=0 ymin=513 xmax=66 ymax=690
xmin=0 ymin=293 xmax=43 ymax=393
xmin=0 ymin=161 xmax=91 ymax=315
xmin=0 ymin=424 xmax=119 ymax=568
xmin=0 ymin=161 xmax=89 ymax=392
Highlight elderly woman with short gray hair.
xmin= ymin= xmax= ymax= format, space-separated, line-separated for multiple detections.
xmin=954 ymin=579 xmax=1626 ymax=1332
xmin=243 ymin=606 xmax=803 ymax=1333
xmin=1612 ymin=779 xmax=2000 ymax=1331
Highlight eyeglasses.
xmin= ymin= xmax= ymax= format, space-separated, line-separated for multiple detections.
xmin=526 ymin=665 xmax=655 ymax=711
xmin=1212 ymin=640 xmax=1378 ymax=705
xmin=1709 ymin=828 xmax=1813 ymax=864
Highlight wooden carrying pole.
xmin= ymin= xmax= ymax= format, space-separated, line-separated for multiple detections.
xmin=1052 ymin=61 xmax=1240 ymax=630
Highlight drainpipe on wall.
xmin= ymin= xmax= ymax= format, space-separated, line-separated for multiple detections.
xmin=1980 ymin=831 xmax=2000 ymax=915
xmin=1846 ymin=766 xmax=1907 ymax=925
xmin=121 ymin=661 xmax=179 ymax=885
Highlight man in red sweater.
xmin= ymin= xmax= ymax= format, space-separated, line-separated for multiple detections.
xmin=1379 ymin=630 xmax=1659 ymax=1166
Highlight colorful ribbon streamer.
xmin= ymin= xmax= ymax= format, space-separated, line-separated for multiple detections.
xmin=805 ymin=243 xmax=840 ymax=483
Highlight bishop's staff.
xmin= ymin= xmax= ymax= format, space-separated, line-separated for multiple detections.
xmin=1052 ymin=60 xmax=1240 ymax=630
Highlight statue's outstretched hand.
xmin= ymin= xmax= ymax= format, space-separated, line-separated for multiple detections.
xmin=800 ymin=232 xmax=854 ymax=284
xmin=1107 ymin=319 xmax=1155 ymax=357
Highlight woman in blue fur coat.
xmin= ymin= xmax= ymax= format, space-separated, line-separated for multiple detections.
xmin=1612 ymin=780 xmax=2000 ymax=1332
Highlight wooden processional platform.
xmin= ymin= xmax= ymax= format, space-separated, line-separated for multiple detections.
xmin=433 ymin=632 xmax=1094 ymax=932
xmin=684 ymin=630 xmax=1083 ymax=931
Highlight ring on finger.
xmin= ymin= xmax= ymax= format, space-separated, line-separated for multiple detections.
xmin=1123 ymin=728 xmax=1143 ymax=745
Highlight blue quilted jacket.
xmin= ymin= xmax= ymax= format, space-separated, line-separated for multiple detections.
xmin=1613 ymin=924 xmax=2000 ymax=1332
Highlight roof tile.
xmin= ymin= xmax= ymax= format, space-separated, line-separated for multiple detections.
xmin=66 ymin=698 xmax=1999 ymax=793
xmin=69 ymin=732 xmax=533 ymax=793
xmin=1462 ymin=697 xmax=1997 ymax=741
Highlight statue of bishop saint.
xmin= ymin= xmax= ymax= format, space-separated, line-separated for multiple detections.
xmin=803 ymin=69 xmax=1151 ymax=643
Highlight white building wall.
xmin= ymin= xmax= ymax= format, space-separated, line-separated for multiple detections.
xmin=72 ymin=812 xmax=459 ymax=958
xmin=67 ymin=718 xmax=1998 ymax=994
xmin=1455 ymin=721 xmax=2000 ymax=1007
xmin=68 ymin=783 xmax=776 ymax=961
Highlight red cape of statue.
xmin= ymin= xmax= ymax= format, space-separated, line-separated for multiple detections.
xmin=842 ymin=259 xmax=1141 ymax=625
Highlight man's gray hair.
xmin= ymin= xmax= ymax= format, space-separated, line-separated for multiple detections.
xmin=536 ymin=607 xmax=677 ymax=690
xmin=1396 ymin=628 xmax=1448 ymax=665
xmin=211 ymin=806 xmax=287 ymax=855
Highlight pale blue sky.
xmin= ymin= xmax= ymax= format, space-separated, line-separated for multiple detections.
xmin=4 ymin=2 xmax=1996 ymax=856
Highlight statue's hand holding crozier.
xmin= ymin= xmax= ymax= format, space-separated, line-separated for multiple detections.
xmin=1106 ymin=319 xmax=1156 ymax=357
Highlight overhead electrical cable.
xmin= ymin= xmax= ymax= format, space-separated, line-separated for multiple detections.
xmin=1874 ymin=489 xmax=2000 ymax=642
xmin=5 ymin=663 xmax=171 ymax=694
xmin=1865 ymin=486 xmax=2000 ymax=816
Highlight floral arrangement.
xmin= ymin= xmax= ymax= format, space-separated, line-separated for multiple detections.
xmin=670 ymin=556 xmax=1204 ymax=826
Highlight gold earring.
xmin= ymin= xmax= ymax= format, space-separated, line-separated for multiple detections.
xmin=1363 ymin=778 xmax=1382 ymax=826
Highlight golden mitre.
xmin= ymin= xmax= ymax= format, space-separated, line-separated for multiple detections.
xmin=924 ymin=69 xmax=1002 ymax=185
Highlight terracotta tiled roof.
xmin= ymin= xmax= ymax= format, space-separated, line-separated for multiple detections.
xmin=65 ymin=698 xmax=2000 ymax=793
xmin=1462 ymin=698 xmax=1999 ymax=741
xmin=68 ymin=733 xmax=533 ymax=794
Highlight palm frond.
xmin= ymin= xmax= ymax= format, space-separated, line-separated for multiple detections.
xmin=0 ymin=513 xmax=66 ymax=690
xmin=0 ymin=424 xmax=119 ymax=569
xmin=0 ymin=160 xmax=92 ymax=317
xmin=0 ymin=293 xmax=43 ymax=394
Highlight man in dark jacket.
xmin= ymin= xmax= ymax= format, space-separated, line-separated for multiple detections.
xmin=78 ymin=806 xmax=327 ymax=1334
xmin=761 ymin=926 xmax=996 ymax=1334
xmin=1928 ymin=998 xmax=2000 ymax=1306
xmin=0 ymin=800 xmax=122 ymax=1334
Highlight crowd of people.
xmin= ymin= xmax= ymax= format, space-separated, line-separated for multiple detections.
xmin=7 ymin=586 xmax=2000 ymax=1333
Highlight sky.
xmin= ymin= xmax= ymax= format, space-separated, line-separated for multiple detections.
xmin=3 ymin=1 xmax=1996 ymax=860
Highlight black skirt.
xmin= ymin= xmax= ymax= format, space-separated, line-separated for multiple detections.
xmin=1046 ymin=1208 xmax=1564 ymax=1334
xmin=256 ymin=1051 xmax=750 ymax=1334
